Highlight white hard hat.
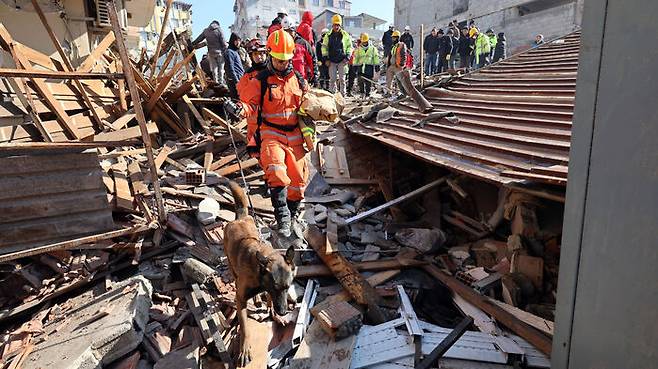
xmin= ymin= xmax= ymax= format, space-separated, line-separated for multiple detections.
xmin=404 ymin=25 xmax=410 ymax=31
xmin=280 ymin=16 xmax=291 ymax=30
xmin=321 ymin=28 xmax=329 ymax=34
xmin=278 ymin=7 xmax=288 ymax=15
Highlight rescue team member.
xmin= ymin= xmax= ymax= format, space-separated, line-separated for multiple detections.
xmin=229 ymin=30 xmax=311 ymax=238
xmin=322 ymin=14 xmax=353 ymax=95
xmin=353 ymin=33 xmax=380 ymax=98
xmin=385 ymin=30 xmax=408 ymax=95
xmin=236 ymin=39 xmax=268 ymax=141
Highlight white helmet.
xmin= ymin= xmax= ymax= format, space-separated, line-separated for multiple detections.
xmin=280 ymin=16 xmax=291 ymax=30
xmin=278 ymin=7 xmax=288 ymax=15
xmin=404 ymin=25 xmax=410 ymax=31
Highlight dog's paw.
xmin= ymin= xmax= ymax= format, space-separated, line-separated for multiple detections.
xmin=238 ymin=344 xmax=253 ymax=367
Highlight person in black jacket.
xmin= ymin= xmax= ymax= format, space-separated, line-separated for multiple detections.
xmin=224 ymin=33 xmax=244 ymax=98
xmin=382 ymin=25 xmax=394 ymax=60
xmin=423 ymin=28 xmax=439 ymax=75
xmin=316 ymin=28 xmax=330 ymax=90
xmin=458 ymin=27 xmax=472 ymax=70
xmin=437 ymin=29 xmax=453 ymax=74
xmin=401 ymin=26 xmax=414 ymax=52
xmin=493 ymin=32 xmax=507 ymax=62
xmin=449 ymin=28 xmax=460 ymax=70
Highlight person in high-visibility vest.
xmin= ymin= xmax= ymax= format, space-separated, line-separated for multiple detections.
xmin=228 ymin=29 xmax=312 ymax=240
xmin=385 ymin=30 xmax=408 ymax=95
xmin=486 ymin=28 xmax=498 ymax=64
xmin=473 ymin=28 xmax=491 ymax=69
xmin=353 ymin=33 xmax=380 ymax=97
xmin=321 ymin=14 xmax=353 ymax=95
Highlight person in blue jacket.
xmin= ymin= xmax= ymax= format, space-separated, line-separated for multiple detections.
xmin=224 ymin=33 xmax=245 ymax=98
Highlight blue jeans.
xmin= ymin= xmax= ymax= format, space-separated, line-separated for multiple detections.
xmin=425 ymin=52 xmax=438 ymax=75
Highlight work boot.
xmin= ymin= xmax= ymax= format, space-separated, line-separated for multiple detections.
xmin=287 ymin=200 xmax=307 ymax=239
xmin=270 ymin=187 xmax=292 ymax=238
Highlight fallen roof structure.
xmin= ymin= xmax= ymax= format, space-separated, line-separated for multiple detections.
xmin=349 ymin=31 xmax=580 ymax=190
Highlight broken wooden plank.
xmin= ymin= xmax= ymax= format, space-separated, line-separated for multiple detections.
xmin=109 ymin=112 xmax=136 ymax=131
xmin=149 ymin=0 xmax=174 ymax=80
xmin=0 ymin=224 xmax=150 ymax=263
xmin=112 ymin=162 xmax=134 ymax=210
xmin=127 ymin=161 xmax=147 ymax=195
xmin=423 ymin=264 xmax=553 ymax=356
xmin=93 ymin=122 xmax=159 ymax=142
xmin=215 ymin=158 xmax=259 ymax=177
xmin=295 ymin=258 xmax=425 ymax=278
xmin=0 ymin=68 xmax=123 ymax=80
xmin=486 ymin=298 xmax=554 ymax=337
xmin=304 ymin=226 xmax=386 ymax=324
xmin=78 ymin=32 xmax=116 ymax=73
xmin=146 ymin=51 xmax=195 ymax=113
xmin=182 ymin=95 xmax=212 ymax=134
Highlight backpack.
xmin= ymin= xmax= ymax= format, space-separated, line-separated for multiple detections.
xmin=253 ymin=69 xmax=306 ymax=149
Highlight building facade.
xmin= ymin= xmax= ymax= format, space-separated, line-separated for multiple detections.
xmin=394 ymin=0 xmax=584 ymax=56
xmin=233 ymin=0 xmax=352 ymax=39
xmin=313 ymin=10 xmax=388 ymax=47
xmin=137 ymin=0 xmax=193 ymax=57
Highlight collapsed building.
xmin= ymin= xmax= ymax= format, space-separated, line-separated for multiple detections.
xmin=0 ymin=0 xmax=624 ymax=367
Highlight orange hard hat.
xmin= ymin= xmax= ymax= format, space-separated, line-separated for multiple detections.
xmin=267 ymin=29 xmax=295 ymax=61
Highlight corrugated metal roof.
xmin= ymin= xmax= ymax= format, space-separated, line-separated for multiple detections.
xmin=0 ymin=148 xmax=115 ymax=255
xmin=349 ymin=31 xmax=580 ymax=187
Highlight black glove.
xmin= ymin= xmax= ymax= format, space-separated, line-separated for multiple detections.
xmin=223 ymin=99 xmax=243 ymax=118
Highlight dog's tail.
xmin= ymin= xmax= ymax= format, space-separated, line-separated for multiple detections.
xmin=228 ymin=180 xmax=249 ymax=219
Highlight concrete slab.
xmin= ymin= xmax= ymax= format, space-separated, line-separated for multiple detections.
xmin=24 ymin=276 xmax=153 ymax=369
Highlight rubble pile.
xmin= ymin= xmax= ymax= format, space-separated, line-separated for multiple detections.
xmin=0 ymin=4 xmax=568 ymax=369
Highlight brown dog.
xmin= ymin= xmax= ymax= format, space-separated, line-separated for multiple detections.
xmin=223 ymin=181 xmax=296 ymax=367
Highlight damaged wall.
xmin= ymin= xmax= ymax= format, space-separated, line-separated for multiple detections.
xmin=553 ymin=0 xmax=658 ymax=367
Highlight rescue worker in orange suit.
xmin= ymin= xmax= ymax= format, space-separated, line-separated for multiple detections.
xmin=229 ymin=29 xmax=311 ymax=238
xmin=236 ymin=39 xmax=268 ymax=134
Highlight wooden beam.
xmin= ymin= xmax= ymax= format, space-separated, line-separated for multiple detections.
xmin=77 ymin=32 xmax=116 ymax=73
xmin=202 ymin=107 xmax=248 ymax=143
xmin=0 ymin=224 xmax=150 ymax=263
xmin=149 ymin=0 xmax=174 ymax=81
xmin=30 ymin=0 xmax=104 ymax=130
xmin=93 ymin=122 xmax=159 ymax=141
xmin=295 ymin=258 xmax=427 ymax=278
xmin=0 ymin=68 xmax=123 ymax=80
xmin=215 ymin=157 xmax=259 ymax=176
xmin=423 ymin=264 xmax=553 ymax=356
xmin=106 ymin=0 xmax=166 ymax=221
xmin=183 ymin=95 xmax=212 ymax=134
xmin=304 ymin=226 xmax=387 ymax=324
xmin=156 ymin=48 xmax=177 ymax=81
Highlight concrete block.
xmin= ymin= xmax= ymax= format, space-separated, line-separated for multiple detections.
xmin=24 ymin=276 xmax=153 ymax=369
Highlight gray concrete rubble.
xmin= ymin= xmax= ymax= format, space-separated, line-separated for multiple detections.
xmin=23 ymin=276 xmax=153 ymax=369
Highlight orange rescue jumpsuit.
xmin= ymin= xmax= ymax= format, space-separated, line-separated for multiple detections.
xmin=238 ymin=71 xmax=309 ymax=201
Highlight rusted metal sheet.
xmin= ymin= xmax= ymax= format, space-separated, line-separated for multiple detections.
xmin=349 ymin=31 xmax=580 ymax=187
xmin=0 ymin=148 xmax=114 ymax=254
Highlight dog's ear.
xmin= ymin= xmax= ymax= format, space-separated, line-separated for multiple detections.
xmin=285 ymin=245 xmax=295 ymax=267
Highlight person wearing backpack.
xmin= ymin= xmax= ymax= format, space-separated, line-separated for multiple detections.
xmin=227 ymin=29 xmax=311 ymax=239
